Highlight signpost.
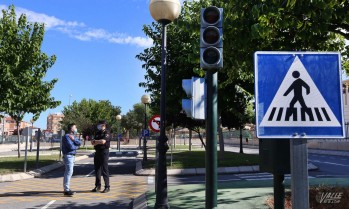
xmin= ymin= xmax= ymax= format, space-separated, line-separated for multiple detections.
xmin=255 ymin=52 xmax=344 ymax=209
xmin=149 ymin=115 xmax=161 ymax=133
xmin=142 ymin=129 xmax=150 ymax=137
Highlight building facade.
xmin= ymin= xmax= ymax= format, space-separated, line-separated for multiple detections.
xmin=0 ymin=116 xmax=31 ymax=136
xmin=47 ymin=113 xmax=64 ymax=134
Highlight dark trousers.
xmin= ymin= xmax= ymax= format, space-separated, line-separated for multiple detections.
xmin=94 ymin=149 xmax=110 ymax=188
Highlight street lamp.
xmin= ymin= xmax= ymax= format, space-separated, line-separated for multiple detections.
xmin=149 ymin=1 xmax=181 ymax=208
xmin=141 ymin=94 xmax=151 ymax=162
xmin=116 ymin=115 xmax=122 ymax=152
xmin=69 ymin=94 xmax=72 ymax=106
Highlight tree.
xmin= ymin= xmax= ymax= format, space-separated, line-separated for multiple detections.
xmin=0 ymin=6 xmax=61 ymax=157
xmin=137 ymin=0 xmax=348 ymax=137
xmin=61 ymin=99 xmax=121 ymax=140
xmin=121 ymin=103 xmax=152 ymax=139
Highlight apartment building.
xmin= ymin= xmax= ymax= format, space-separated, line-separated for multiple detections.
xmin=47 ymin=113 xmax=64 ymax=134
xmin=0 ymin=116 xmax=31 ymax=135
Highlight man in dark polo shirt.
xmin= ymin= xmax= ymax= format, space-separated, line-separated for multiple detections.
xmin=91 ymin=120 xmax=111 ymax=193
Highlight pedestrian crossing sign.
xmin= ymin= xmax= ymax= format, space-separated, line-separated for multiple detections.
xmin=255 ymin=52 xmax=345 ymax=138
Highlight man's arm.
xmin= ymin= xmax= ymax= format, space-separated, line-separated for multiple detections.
xmin=69 ymin=135 xmax=81 ymax=146
xmin=64 ymin=135 xmax=77 ymax=150
xmin=94 ymin=132 xmax=110 ymax=145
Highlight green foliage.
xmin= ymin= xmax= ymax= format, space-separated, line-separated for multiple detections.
xmin=0 ymin=5 xmax=61 ymax=157
xmin=137 ymin=0 xmax=349 ymax=130
xmin=61 ymin=99 xmax=121 ymax=138
xmin=121 ymin=103 xmax=152 ymax=138
xmin=0 ymin=5 xmax=61 ymax=120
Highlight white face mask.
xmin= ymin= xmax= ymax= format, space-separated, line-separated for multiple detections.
xmin=97 ymin=125 xmax=102 ymax=130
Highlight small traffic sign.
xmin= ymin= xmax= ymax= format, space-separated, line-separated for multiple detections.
xmin=255 ymin=52 xmax=344 ymax=138
xmin=142 ymin=129 xmax=150 ymax=137
xmin=149 ymin=115 xmax=160 ymax=132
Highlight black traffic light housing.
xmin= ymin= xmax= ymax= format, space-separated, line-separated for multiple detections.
xmin=200 ymin=6 xmax=223 ymax=70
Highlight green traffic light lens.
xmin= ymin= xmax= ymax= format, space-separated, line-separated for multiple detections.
xmin=203 ymin=7 xmax=220 ymax=25
xmin=203 ymin=27 xmax=220 ymax=45
xmin=203 ymin=47 xmax=220 ymax=65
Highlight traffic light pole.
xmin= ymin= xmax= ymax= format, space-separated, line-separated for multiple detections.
xmin=206 ymin=70 xmax=218 ymax=209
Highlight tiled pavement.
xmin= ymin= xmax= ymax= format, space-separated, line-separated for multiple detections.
xmin=0 ymin=175 xmax=147 ymax=207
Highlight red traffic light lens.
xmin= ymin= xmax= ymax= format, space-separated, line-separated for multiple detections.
xmin=203 ymin=7 xmax=220 ymax=25
xmin=203 ymin=27 xmax=220 ymax=45
xmin=203 ymin=47 xmax=220 ymax=65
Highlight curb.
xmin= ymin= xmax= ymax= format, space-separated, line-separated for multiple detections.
xmin=134 ymin=161 xmax=318 ymax=176
xmin=131 ymin=193 xmax=148 ymax=209
xmin=0 ymin=155 xmax=90 ymax=183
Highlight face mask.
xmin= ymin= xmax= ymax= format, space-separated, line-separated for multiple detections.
xmin=97 ymin=125 xmax=102 ymax=130
xmin=74 ymin=129 xmax=78 ymax=134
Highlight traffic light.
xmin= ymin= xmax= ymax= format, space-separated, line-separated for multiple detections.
xmin=182 ymin=77 xmax=206 ymax=120
xmin=200 ymin=6 xmax=223 ymax=70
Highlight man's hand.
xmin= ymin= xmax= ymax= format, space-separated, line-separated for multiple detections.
xmin=69 ymin=135 xmax=75 ymax=141
xmin=91 ymin=140 xmax=96 ymax=145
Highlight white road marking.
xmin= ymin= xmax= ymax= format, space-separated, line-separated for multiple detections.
xmin=41 ymin=200 xmax=56 ymax=209
xmin=86 ymin=170 xmax=95 ymax=177
xmin=309 ymin=160 xmax=349 ymax=167
xmin=148 ymin=176 xmax=154 ymax=184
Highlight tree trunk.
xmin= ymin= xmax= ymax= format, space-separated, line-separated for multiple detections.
xmin=218 ymin=116 xmax=225 ymax=159
xmin=239 ymin=126 xmax=244 ymax=154
xmin=196 ymin=129 xmax=206 ymax=150
xmin=17 ymin=120 xmax=21 ymax=158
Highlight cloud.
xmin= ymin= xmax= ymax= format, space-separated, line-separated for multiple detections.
xmin=0 ymin=4 xmax=153 ymax=48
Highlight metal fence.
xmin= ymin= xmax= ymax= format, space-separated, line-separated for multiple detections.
xmin=0 ymin=135 xmax=26 ymax=144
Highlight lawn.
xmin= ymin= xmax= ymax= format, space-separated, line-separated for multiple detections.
xmin=143 ymin=150 xmax=259 ymax=169
xmin=0 ymin=155 xmax=61 ymax=175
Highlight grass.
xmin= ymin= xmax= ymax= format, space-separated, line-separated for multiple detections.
xmin=143 ymin=150 xmax=259 ymax=169
xmin=0 ymin=155 xmax=61 ymax=175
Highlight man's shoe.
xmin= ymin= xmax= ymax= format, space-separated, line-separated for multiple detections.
xmin=91 ymin=186 xmax=101 ymax=192
xmin=64 ymin=190 xmax=75 ymax=196
xmin=101 ymin=187 xmax=110 ymax=193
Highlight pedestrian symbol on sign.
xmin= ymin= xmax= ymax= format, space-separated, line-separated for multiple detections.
xmin=260 ymin=56 xmax=340 ymax=127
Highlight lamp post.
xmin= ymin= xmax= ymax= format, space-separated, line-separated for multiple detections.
xmin=69 ymin=94 xmax=72 ymax=106
xmin=141 ymin=94 xmax=151 ymax=162
xmin=116 ymin=115 xmax=122 ymax=152
xmin=149 ymin=1 xmax=181 ymax=208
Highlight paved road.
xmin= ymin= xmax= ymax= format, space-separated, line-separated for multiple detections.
xmin=308 ymin=153 xmax=349 ymax=178
xmin=146 ymin=152 xmax=349 ymax=186
xmin=0 ymin=151 xmax=147 ymax=209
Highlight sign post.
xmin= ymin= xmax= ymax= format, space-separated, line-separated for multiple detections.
xmin=255 ymin=52 xmax=344 ymax=209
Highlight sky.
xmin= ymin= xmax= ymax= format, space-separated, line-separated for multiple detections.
xmin=0 ymin=0 xmax=185 ymax=129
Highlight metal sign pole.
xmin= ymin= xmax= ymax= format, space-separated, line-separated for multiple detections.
xmin=290 ymin=135 xmax=309 ymax=209
xmin=36 ymin=129 xmax=41 ymax=169
xmin=24 ymin=128 xmax=30 ymax=172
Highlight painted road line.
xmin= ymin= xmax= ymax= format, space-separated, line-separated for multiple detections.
xmin=310 ymin=160 xmax=349 ymax=167
xmin=315 ymin=174 xmax=349 ymax=178
xmin=148 ymin=176 xmax=154 ymax=184
xmin=86 ymin=170 xmax=95 ymax=177
xmin=41 ymin=200 xmax=56 ymax=209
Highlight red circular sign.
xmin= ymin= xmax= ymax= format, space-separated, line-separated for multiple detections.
xmin=149 ymin=115 xmax=160 ymax=132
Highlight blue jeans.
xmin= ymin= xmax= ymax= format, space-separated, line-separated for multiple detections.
xmin=63 ymin=154 xmax=75 ymax=191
